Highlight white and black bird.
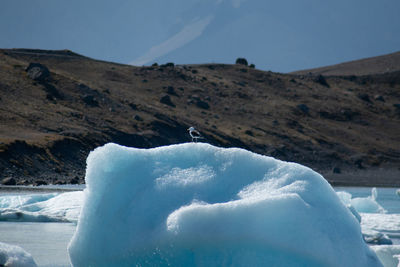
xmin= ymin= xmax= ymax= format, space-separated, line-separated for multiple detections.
xmin=188 ymin=127 xmax=203 ymax=142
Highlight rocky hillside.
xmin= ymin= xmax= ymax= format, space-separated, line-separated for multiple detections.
xmin=1 ymin=49 xmax=399 ymax=186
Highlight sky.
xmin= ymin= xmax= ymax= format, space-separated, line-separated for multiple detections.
xmin=1 ymin=0 xmax=399 ymax=72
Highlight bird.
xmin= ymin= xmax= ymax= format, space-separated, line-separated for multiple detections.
xmin=188 ymin=127 xmax=203 ymax=142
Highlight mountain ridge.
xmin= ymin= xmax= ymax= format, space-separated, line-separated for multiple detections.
xmin=292 ymin=51 xmax=400 ymax=76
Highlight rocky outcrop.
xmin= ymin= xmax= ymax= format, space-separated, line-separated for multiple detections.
xmin=26 ymin=63 xmax=50 ymax=81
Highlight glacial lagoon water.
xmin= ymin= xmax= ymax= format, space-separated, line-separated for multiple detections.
xmin=0 ymin=186 xmax=399 ymax=266
xmin=0 ymin=221 xmax=75 ymax=266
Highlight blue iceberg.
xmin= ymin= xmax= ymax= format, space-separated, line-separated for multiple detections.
xmin=0 ymin=242 xmax=37 ymax=267
xmin=68 ymin=143 xmax=382 ymax=266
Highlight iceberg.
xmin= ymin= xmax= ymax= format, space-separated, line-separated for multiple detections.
xmin=352 ymin=188 xmax=387 ymax=214
xmin=337 ymin=188 xmax=387 ymax=214
xmin=0 ymin=242 xmax=37 ymax=267
xmin=0 ymin=192 xmax=82 ymax=223
xmin=68 ymin=143 xmax=382 ymax=266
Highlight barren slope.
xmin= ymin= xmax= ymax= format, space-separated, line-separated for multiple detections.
xmin=1 ymin=49 xmax=399 ymax=186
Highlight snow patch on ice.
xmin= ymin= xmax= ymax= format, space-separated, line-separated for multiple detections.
xmin=156 ymin=165 xmax=215 ymax=188
xmin=361 ymin=213 xmax=400 ymax=232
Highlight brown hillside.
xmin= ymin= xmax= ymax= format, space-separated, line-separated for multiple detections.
xmin=292 ymin=51 xmax=400 ymax=76
xmin=0 ymin=48 xmax=399 ymax=186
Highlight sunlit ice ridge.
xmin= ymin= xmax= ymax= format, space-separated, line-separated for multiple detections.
xmin=68 ymin=142 xmax=382 ymax=266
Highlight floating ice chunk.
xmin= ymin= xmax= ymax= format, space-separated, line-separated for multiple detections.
xmin=371 ymin=245 xmax=400 ymax=267
xmin=0 ymin=242 xmax=37 ymax=267
xmin=364 ymin=231 xmax=393 ymax=245
xmin=68 ymin=143 xmax=382 ymax=266
xmin=336 ymin=189 xmax=395 ymax=246
xmin=352 ymin=188 xmax=386 ymax=214
xmin=337 ymin=188 xmax=386 ymax=214
xmin=0 ymin=192 xmax=82 ymax=223
xmin=396 ymin=189 xmax=400 ymax=197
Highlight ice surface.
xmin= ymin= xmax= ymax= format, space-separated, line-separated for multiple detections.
xmin=336 ymin=188 xmax=400 ymax=245
xmin=361 ymin=213 xmax=400 ymax=233
xmin=371 ymin=245 xmax=400 ymax=267
xmin=0 ymin=192 xmax=82 ymax=223
xmin=0 ymin=242 xmax=37 ymax=267
xmin=68 ymin=143 xmax=382 ymax=266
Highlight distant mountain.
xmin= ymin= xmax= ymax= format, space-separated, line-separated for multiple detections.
xmin=2 ymin=1 xmax=400 ymax=72
xmin=0 ymin=48 xmax=399 ymax=187
xmin=292 ymin=51 xmax=400 ymax=76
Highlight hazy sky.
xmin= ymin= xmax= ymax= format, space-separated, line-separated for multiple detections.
xmin=1 ymin=0 xmax=399 ymax=72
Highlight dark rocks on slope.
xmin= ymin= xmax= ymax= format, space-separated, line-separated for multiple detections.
xmin=1 ymin=177 xmax=16 ymax=185
xmin=34 ymin=180 xmax=48 ymax=186
xmin=374 ymin=95 xmax=385 ymax=102
xmin=394 ymin=104 xmax=400 ymax=117
xmin=82 ymin=95 xmax=99 ymax=107
xmin=314 ymin=74 xmax=329 ymax=87
xmin=134 ymin=115 xmax=143 ymax=121
xmin=70 ymin=177 xmax=79 ymax=184
xmin=332 ymin=167 xmax=341 ymax=174
xmin=129 ymin=103 xmax=137 ymax=110
xmin=296 ymin=104 xmax=310 ymax=115
xmin=196 ymin=99 xmax=210 ymax=109
xmin=160 ymin=94 xmax=175 ymax=107
xmin=26 ymin=63 xmax=63 ymax=100
xmin=187 ymin=95 xmax=210 ymax=109
xmin=245 ymin=130 xmax=254 ymax=136
xmin=26 ymin=63 xmax=50 ymax=81
xmin=43 ymin=83 xmax=63 ymax=100
xmin=358 ymin=93 xmax=371 ymax=103
xmin=166 ymin=86 xmax=179 ymax=96
xmin=161 ymin=62 xmax=175 ymax=68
